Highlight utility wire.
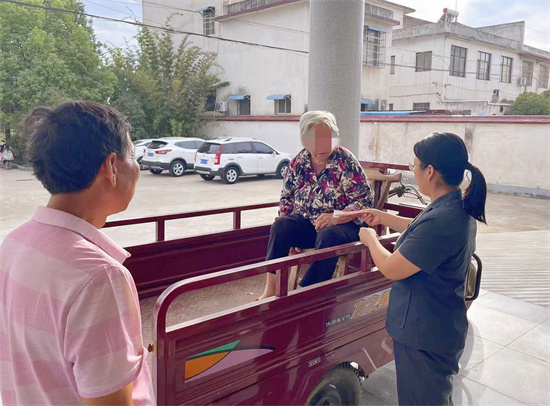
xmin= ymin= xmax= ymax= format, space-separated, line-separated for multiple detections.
xmin=1 ymin=0 xmax=309 ymax=55
xmin=90 ymin=0 xmax=310 ymax=34
xmin=4 ymin=0 xmax=546 ymax=82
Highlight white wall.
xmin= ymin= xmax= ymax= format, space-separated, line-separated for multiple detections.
xmin=358 ymin=119 xmax=550 ymax=195
xmin=442 ymin=36 xmax=523 ymax=102
xmin=143 ymin=0 xmax=224 ymax=52
xmin=390 ymin=36 xmax=447 ymax=110
xmin=201 ymin=118 xmax=550 ymax=196
xmin=218 ymin=2 xmax=310 ymax=115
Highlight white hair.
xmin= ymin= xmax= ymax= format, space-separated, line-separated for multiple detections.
xmin=299 ymin=110 xmax=339 ymax=146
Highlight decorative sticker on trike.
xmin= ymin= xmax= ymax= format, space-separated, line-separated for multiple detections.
xmin=185 ymin=340 xmax=275 ymax=382
xmin=325 ymin=288 xmax=391 ymax=329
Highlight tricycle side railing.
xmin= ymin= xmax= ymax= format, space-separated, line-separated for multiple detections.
xmin=153 ymin=233 xmax=402 ymax=405
xmin=104 ymin=201 xmax=279 ymax=242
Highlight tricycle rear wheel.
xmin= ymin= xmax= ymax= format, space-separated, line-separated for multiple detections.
xmin=307 ymin=366 xmax=361 ymax=406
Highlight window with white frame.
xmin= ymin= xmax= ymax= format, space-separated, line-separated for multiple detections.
xmin=203 ymin=7 xmax=215 ymax=36
xmin=415 ymin=51 xmax=432 ymax=72
xmin=539 ymin=65 xmax=549 ymax=89
xmin=477 ymin=51 xmax=491 ymax=80
xmin=450 ymin=45 xmax=467 ymax=77
xmin=522 ymin=60 xmax=534 ymax=86
xmin=500 ymin=56 xmax=513 ymax=83
xmin=276 ymin=96 xmax=291 ymax=114
xmin=363 ymin=27 xmax=386 ymax=68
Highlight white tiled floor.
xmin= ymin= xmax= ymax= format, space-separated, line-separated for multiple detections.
xmin=362 ymin=292 xmax=550 ymax=406
xmin=473 ymin=292 xmax=550 ymax=324
xmin=466 ymin=304 xmax=540 ymax=346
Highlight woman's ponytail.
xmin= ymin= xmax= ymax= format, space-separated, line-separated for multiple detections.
xmin=463 ymin=162 xmax=487 ymax=224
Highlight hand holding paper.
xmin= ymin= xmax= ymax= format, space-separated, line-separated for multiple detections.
xmin=333 ymin=209 xmax=384 ymax=227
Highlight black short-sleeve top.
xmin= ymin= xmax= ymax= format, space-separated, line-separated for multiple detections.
xmin=386 ymin=190 xmax=477 ymax=352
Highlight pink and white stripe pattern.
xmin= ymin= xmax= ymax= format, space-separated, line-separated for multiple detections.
xmin=0 ymin=207 xmax=154 ymax=405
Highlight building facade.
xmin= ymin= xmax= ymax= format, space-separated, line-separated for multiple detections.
xmin=142 ymin=0 xmax=413 ymax=116
xmin=142 ymin=2 xmax=550 ymax=117
xmin=390 ymin=15 xmax=550 ymax=115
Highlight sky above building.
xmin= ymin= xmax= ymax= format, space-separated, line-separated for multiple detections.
xmin=84 ymin=0 xmax=549 ymax=52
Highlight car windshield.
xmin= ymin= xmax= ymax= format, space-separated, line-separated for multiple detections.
xmin=197 ymin=143 xmax=221 ymax=154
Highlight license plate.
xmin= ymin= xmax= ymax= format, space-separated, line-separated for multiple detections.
xmin=148 ymin=152 xmax=154 ymax=157
xmin=201 ymin=159 xmax=207 ymax=164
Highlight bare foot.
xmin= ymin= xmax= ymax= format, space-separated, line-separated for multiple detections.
xmin=256 ymin=272 xmax=277 ymax=300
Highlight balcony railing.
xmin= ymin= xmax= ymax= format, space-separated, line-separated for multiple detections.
xmin=224 ymin=0 xmax=290 ymax=16
xmin=365 ymin=3 xmax=394 ymax=20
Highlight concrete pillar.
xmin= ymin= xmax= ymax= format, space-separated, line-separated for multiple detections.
xmin=308 ymin=0 xmax=364 ymax=156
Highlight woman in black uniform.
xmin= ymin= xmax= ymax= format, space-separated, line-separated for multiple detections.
xmin=359 ymin=132 xmax=487 ymax=405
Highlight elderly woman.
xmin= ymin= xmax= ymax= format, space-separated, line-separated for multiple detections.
xmin=258 ymin=111 xmax=372 ymax=300
xmin=0 ymin=102 xmax=154 ymax=405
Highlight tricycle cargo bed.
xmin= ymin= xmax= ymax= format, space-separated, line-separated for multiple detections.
xmin=152 ymin=236 xmax=402 ymax=405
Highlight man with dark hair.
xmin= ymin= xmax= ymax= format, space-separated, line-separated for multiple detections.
xmin=0 ymin=101 xmax=154 ymax=405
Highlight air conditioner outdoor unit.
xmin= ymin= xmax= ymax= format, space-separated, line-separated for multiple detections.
xmin=379 ymin=99 xmax=387 ymax=110
xmin=216 ymin=101 xmax=228 ymax=112
xmin=519 ymin=77 xmax=527 ymax=86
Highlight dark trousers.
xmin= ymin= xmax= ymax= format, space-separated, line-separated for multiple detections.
xmin=265 ymin=214 xmax=361 ymax=286
xmin=393 ymin=340 xmax=463 ymax=406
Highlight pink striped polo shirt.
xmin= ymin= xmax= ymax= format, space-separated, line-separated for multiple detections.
xmin=0 ymin=207 xmax=155 ymax=405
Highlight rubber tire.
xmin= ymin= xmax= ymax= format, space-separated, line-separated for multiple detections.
xmin=149 ymin=168 xmax=163 ymax=175
xmin=276 ymin=162 xmax=289 ymax=179
xmin=200 ymin=174 xmax=215 ymax=181
xmin=169 ymin=160 xmax=186 ymax=177
xmin=223 ymin=166 xmax=240 ymax=184
xmin=307 ymin=367 xmax=361 ymax=406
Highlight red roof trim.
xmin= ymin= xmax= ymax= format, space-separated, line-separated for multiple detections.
xmin=212 ymin=115 xmax=550 ymax=124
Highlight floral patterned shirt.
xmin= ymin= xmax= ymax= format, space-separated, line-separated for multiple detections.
xmin=279 ymin=146 xmax=373 ymax=224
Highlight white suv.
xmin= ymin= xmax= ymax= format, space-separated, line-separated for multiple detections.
xmin=194 ymin=138 xmax=292 ymax=184
xmin=142 ymin=137 xmax=205 ymax=176
xmin=133 ymin=139 xmax=154 ymax=169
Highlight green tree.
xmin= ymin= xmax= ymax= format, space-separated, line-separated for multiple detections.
xmin=0 ymin=0 xmax=115 ymax=141
xmin=109 ymin=26 xmax=225 ymax=140
xmin=505 ymin=91 xmax=550 ymax=115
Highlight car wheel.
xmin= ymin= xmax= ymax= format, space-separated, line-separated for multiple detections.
xmin=149 ymin=168 xmax=163 ymax=175
xmin=223 ymin=167 xmax=239 ymax=184
xmin=169 ymin=160 xmax=186 ymax=177
xmin=276 ymin=162 xmax=289 ymax=179
xmin=200 ymin=174 xmax=215 ymax=181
